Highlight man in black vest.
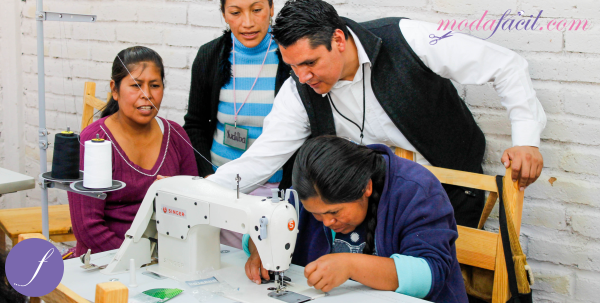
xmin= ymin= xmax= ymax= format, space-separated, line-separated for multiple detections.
xmin=207 ymin=0 xmax=546 ymax=228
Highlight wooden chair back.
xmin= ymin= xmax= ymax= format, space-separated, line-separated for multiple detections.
xmin=394 ymin=148 xmax=524 ymax=303
xmin=81 ymin=82 xmax=110 ymax=131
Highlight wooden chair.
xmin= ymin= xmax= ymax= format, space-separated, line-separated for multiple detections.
xmin=16 ymin=234 xmax=128 ymax=303
xmin=81 ymin=82 xmax=110 ymax=130
xmin=394 ymin=148 xmax=525 ymax=303
xmin=0 ymin=82 xmax=109 ymax=251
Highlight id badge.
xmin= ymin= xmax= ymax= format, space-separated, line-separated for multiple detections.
xmin=223 ymin=123 xmax=249 ymax=151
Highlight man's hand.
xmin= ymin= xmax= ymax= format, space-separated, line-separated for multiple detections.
xmin=244 ymin=239 xmax=270 ymax=284
xmin=501 ymin=146 xmax=543 ymax=190
xmin=305 ymin=254 xmax=352 ymax=293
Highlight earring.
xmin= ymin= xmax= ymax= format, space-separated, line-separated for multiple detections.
xmin=269 ymin=17 xmax=273 ymax=26
xmin=226 ymin=23 xmax=230 ymax=31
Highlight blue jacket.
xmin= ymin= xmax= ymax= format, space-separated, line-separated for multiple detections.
xmin=291 ymin=144 xmax=468 ymax=303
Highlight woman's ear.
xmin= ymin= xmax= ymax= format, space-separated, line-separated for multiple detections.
xmin=109 ymin=80 xmax=118 ymax=101
xmin=364 ymin=179 xmax=373 ymax=198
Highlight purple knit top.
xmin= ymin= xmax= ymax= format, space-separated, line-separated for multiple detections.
xmin=67 ymin=116 xmax=198 ymax=256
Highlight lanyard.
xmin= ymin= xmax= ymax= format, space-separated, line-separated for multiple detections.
xmin=232 ymin=35 xmax=273 ymax=127
xmin=327 ymin=63 xmax=367 ymax=144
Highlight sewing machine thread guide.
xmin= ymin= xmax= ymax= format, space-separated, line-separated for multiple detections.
xmin=268 ymin=290 xmax=312 ymax=303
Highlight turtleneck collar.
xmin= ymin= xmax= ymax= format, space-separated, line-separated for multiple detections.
xmin=231 ymin=29 xmax=274 ymax=55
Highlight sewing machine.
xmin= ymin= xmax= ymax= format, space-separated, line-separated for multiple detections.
xmin=101 ymin=176 xmax=299 ymax=293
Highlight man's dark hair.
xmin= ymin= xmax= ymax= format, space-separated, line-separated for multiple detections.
xmin=272 ymin=0 xmax=348 ymax=51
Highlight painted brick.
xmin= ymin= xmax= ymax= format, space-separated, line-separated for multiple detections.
xmin=525 ymin=53 xmax=600 ymax=83
xmin=189 ymin=4 xmax=224 ymax=28
xmin=522 ymin=200 xmax=567 ymax=230
xmin=137 ymin=5 xmax=187 ymax=24
xmin=164 ymin=27 xmax=221 ymax=47
xmin=565 ymin=22 xmax=599 ymax=54
xmin=433 ymin=0 xmax=516 ymax=15
xmin=117 ymin=24 xmax=163 ymax=44
xmin=569 ymin=209 xmax=600 ymax=239
xmin=484 ymin=23 xmax=564 ymax=52
xmin=563 ymin=85 xmax=600 ymax=119
xmin=574 ymin=270 xmax=600 ymax=302
xmin=528 ymin=233 xmax=600 ymax=272
xmin=162 ymin=90 xmax=189 ymax=111
xmin=159 ymin=48 xmax=189 ymax=69
xmin=528 ymin=260 xmax=573 ymax=296
xmin=560 ymin=147 xmax=600 ymax=176
xmin=72 ymin=23 xmax=116 ymax=42
xmin=93 ymin=3 xmax=138 ymax=22
xmin=520 ymin=0 xmax=600 ymax=19
xmin=164 ymin=68 xmax=191 ymax=92
xmin=346 ymin=0 xmax=427 ymax=8
xmin=542 ymin=117 xmax=600 ymax=146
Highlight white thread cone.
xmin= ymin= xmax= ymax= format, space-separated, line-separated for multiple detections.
xmin=83 ymin=139 xmax=112 ymax=188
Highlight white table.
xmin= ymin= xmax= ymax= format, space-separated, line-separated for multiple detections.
xmin=62 ymin=246 xmax=429 ymax=303
xmin=0 ymin=167 xmax=35 ymax=195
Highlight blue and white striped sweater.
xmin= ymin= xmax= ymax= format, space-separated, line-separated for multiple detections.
xmin=210 ymin=32 xmax=283 ymax=183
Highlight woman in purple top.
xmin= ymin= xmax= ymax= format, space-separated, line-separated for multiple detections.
xmin=67 ymin=46 xmax=198 ymax=257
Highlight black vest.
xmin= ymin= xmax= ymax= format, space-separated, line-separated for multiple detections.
xmin=288 ymin=17 xmax=486 ymax=175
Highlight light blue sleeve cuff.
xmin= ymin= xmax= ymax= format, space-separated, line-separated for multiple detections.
xmin=242 ymin=234 xmax=251 ymax=257
xmin=391 ymin=254 xmax=432 ymax=299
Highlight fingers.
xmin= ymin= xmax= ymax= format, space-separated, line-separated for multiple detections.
xmin=261 ymin=267 xmax=270 ymax=281
xmin=501 ymin=150 xmax=510 ymax=168
xmin=247 ymin=255 xmax=263 ymax=284
xmin=313 ymin=277 xmax=329 ymax=292
xmin=510 ymin=152 xmax=522 ymax=182
xmin=306 ymin=270 xmax=323 ymax=288
xmin=304 ymin=261 xmax=317 ymax=279
xmin=518 ymin=156 xmax=531 ymax=191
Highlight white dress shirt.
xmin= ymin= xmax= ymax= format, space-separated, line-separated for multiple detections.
xmin=207 ymin=19 xmax=547 ymax=192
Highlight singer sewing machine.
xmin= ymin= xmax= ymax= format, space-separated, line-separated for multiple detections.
xmin=101 ymin=176 xmax=299 ymax=293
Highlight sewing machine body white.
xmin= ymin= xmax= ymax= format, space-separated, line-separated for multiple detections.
xmin=101 ymin=176 xmax=299 ymax=282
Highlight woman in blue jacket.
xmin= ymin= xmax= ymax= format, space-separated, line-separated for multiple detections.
xmin=244 ymin=136 xmax=467 ymax=302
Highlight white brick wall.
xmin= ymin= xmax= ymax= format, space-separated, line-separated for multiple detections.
xmin=1 ymin=0 xmax=599 ymax=301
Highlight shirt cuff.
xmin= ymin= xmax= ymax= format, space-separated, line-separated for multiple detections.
xmin=391 ymin=254 xmax=432 ymax=299
xmin=511 ymin=120 xmax=544 ymax=147
xmin=242 ymin=234 xmax=251 ymax=257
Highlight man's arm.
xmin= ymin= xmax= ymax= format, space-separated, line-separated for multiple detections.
xmin=207 ymin=78 xmax=311 ymax=192
xmin=400 ymin=19 xmax=546 ymax=189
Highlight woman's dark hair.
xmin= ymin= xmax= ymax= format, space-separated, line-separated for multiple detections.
xmin=220 ymin=0 xmax=273 ymax=13
xmin=100 ymin=46 xmax=165 ymax=118
xmin=272 ymin=0 xmax=348 ymax=51
xmin=292 ymin=136 xmax=386 ymax=255
xmin=0 ymin=252 xmax=27 ymax=303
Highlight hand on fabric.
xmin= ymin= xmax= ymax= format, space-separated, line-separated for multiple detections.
xmin=244 ymin=239 xmax=270 ymax=284
xmin=305 ymin=254 xmax=352 ymax=293
xmin=501 ymin=146 xmax=543 ymax=190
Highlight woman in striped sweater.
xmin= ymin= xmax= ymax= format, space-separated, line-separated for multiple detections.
xmin=184 ymin=0 xmax=291 ymax=248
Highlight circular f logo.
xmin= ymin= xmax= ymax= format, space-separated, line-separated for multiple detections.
xmin=5 ymin=238 xmax=64 ymax=297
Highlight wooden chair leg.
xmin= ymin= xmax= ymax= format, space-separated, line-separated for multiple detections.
xmin=0 ymin=229 xmax=6 ymax=251
xmin=10 ymin=236 xmax=18 ymax=249
xmin=30 ymin=298 xmax=41 ymax=303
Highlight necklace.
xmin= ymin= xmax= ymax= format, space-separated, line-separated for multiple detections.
xmin=327 ymin=63 xmax=367 ymax=145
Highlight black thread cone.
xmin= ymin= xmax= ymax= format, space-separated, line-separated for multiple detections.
xmin=51 ymin=132 xmax=81 ymax=179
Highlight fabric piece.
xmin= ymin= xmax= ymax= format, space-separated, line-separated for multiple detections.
xmin=67 ymin=116 xmax=198 ymax=256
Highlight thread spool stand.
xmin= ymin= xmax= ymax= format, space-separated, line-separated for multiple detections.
xmin=39 ymin=130 xmax=126 ymax=200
